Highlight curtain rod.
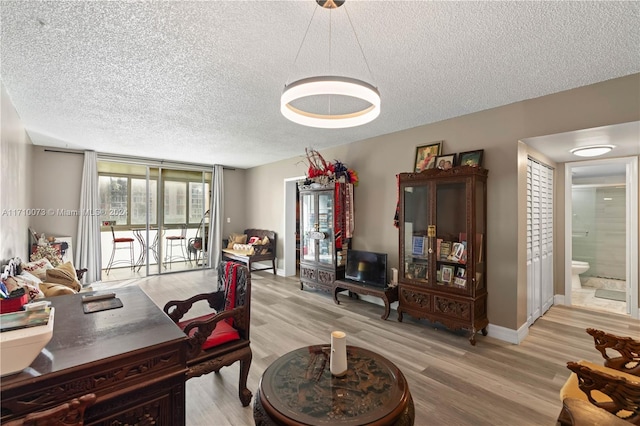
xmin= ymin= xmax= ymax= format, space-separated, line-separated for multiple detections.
xmin=43 ymin=148 xmax=235 ymax=170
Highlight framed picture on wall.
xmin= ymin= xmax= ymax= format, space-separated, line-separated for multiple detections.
xmin=458 ymin=149 xmax=484 ymax=167
xmin=414 ymin=141 xmax=443 ymax=172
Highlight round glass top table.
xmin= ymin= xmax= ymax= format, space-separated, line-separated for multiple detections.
xmin=253 ymin=345 xmax=414 ymax=426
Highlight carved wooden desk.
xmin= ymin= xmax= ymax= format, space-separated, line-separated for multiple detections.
xmin=254 ymin=345 xmax=414 ymax=426
xmin=1 ymin=286 xmax=187 ymax=425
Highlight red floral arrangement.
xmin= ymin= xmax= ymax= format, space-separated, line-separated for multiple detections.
xmin=303 ymin=148 xmax=358 ymax=186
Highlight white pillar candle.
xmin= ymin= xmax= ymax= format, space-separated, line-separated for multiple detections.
xmin=330 ymin=331 xmax=347 ymax=377
xmin=391 ymin=267 xmax=398 ymax=284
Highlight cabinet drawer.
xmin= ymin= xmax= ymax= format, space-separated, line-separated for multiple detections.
xmin=317 ymin=268 xmax=335 ymax=284
xmin=399 ymin=287 xmax=430 ymax=310
xmin=432 ymin=295 xmax=471 ymax=321
xmin=300 ymin=265 xmax=317 ymax=281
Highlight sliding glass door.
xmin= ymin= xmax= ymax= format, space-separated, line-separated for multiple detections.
xmin=98 ymin=161 xmax=211 ymax=281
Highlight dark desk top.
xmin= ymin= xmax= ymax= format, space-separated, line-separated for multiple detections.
xmin=1 ymin=286 xmax=185 ymax=386
xmin=259 ymin=345 xmax=410 ymax=425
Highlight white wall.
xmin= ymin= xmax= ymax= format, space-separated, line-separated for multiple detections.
xmin=0 ymin=82 xmax=33 ymax=262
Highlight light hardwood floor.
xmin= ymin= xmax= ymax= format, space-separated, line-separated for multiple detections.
xmin=100 ymin=269 xmax=640 ymax=426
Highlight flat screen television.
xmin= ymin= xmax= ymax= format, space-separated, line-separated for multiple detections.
xmin=345 ymin=250 xmax=388 ymax=288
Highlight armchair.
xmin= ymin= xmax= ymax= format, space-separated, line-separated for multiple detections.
xmin=163 ymin=261 xmax=252 ymax=407
xmin=559 ymin=361 xmax=639 ymax=425
xmin=558 ymin=328 xmax=640 ymax=425
xmin=586 ymin=328 xmax=640 ymax=376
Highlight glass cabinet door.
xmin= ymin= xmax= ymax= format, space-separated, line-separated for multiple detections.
xmin=474 ymin=180 xmax=486 ymax=292
xmin=402 ymin=185 xmax=430 ymax=282
xmin=434 ymin=180 xmax=469 ymax=291
xmin=300 ymin=193 xmax=316 ymax=262
xmin=317 ymin=191 xmax=334 ymax=266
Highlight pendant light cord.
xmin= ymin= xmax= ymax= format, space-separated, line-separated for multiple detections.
xmin=344 ymin=5 xmax=376 ymax=88
xmin=285 ymin=6 xmax=319 ymax=87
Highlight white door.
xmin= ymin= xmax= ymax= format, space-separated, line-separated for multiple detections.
xmin=527 ymin=158 xmax=554 ymax=326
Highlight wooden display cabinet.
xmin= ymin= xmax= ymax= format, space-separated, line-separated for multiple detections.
xmin=397 ymin=166 xmax=488 ymax=345
xmin=298 ymin=182 xmax=352 ymax=292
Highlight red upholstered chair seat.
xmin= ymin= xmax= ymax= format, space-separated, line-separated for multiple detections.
xmin=114 ymin=237 xmax=134 ymax=243
xmin=178 ymin=314 xmax=240 ymax=350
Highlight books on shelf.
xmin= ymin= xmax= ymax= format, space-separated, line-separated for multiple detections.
xmin=439 ymin=241 xmax=451 ymax=260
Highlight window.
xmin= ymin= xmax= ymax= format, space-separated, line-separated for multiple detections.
xmin=131 ymin=178 xmax=157 ymax=225
xmin=189 ymin=182 xmax=210 ymax=224
xmin=98 ymin=163 xmax=211 ymax=228
xmin=164 ymin=181 xmax=187 ymax=224
xmin=99 ymin=176 xmax=128 ymax=225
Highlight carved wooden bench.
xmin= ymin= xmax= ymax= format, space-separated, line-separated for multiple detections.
xmin=222 ymin=229 xmax=276 ymax=274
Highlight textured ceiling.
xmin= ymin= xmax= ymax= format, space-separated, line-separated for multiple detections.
xmin=1 ymin=1 xmax=639 ymax=169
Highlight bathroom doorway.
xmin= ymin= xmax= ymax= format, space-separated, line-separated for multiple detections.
xmin=564 ymin=157 xmax=638 ymax=317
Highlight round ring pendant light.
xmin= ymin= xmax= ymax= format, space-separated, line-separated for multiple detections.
xmin=281 ymin=0 xmax=380 ymax=129
xmin=281 ymin=76 xmax=381 ymax=129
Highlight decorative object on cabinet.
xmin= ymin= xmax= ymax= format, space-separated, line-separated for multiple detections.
xmin=458 ymin=149 xmax=484 ymax=167
xmin=414 ymin=141 xmax=442 ymax=172
xmin=298 ymin=181 xmax=354 ymax=292
xmin=163 ymin=261 xmax=253 ymax=407
xmin=435 ymin=154 xmax=456 ymax=170
xmin=301 ymin=148 xmax=358 ymax=187
xmin=397 ymin=165 xmax=488 ymax=345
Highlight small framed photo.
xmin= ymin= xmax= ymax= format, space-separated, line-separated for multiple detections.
xmin=456 ymin=267 xmax=466 ymax=278
xmin=414 ymin=263 xmax=427 ymax=279
xmin=440 ymin=265 xmax=454 ymax=283
xmin=458 ymin=149 xmax=484 ymax=167
xmin=435 ymin=154 xmax=456 ymax=170
xmin=414 ymin=141 xmax=443 ymax=172
xmin=405 ymin=263 xmax=415 ymax=279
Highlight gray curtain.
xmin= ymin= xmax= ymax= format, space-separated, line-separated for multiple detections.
xmin=206 ymin=165 xmax=224 ymax=268
xmin=75 ymin=151 xmax=102 ymax=284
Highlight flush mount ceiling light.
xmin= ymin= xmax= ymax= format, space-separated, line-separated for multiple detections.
xmin=281 ymin=0 xmax=380 ymax=129
xmin=569 ymin=145 xmax=615 ymax=157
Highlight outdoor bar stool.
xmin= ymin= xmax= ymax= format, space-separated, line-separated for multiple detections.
xmin=105 ymin=226 xmax=135 ymax=275
xmin=164 ymin=224 xmax=189 ymax=268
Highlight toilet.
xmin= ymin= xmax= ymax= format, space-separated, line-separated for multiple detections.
xmin=571 ymin=260 xmax=590 ymax=289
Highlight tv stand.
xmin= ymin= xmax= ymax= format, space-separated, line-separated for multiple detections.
xmin=332 ymin=280 xmax=399 ymax=320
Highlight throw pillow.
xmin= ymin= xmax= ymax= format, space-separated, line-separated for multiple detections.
xmin=248 ymin=236 xmax=261 ymax=245
xmin=39 ymin=282 xmax=77 ymax=297
xmin=21 ymin=258 xmax=54 ymax=281
xmin=232 ymin=243 xmax=255 ymax=255
xmin=45 ymin=262 xmax=81 ymax=292
xmin=4 ymin=275 xmax=45 ymax=301
xmin=261 ymin=235 xmax=270 ymax=246
xmin=227 ymin=233 xmax=247 ymax=249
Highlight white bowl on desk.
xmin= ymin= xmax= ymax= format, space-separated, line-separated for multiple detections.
xmin=0 ymin=307 xmax=55 ymax=376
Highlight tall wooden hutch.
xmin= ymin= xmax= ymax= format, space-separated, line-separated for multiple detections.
xmin=397 ymin=166 xmax=488 ymax=345
xmin=298 ymin=181 xmax=353 ymax=292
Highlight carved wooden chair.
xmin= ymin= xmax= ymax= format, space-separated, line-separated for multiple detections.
xmin=586 ymin=328 xmax=640 ymax=376
xmin=558 ymin=361 xmax=640 ymax=425
xmin=163 ymin=261 xmax=252 ymax=406
xmin=4 ymin=393 xmax=96 ymax=426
